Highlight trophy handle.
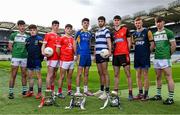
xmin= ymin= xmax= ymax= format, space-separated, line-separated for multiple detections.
xmin=80 ymin=97 xmax=86 ymax=110
xmin=100 ymin=98 xmax=109 ymax=109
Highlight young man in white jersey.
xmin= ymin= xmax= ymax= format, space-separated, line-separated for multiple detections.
xmin=8 ymin=20 xmax=29 ymax=99
xmin=150 ymin=16 xmax=176 ymax=105
xmin=93 ymin=16 xmax=112 ymax=100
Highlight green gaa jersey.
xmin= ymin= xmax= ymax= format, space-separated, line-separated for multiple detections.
xmin=153 ymin=28 xmax=175 ymax=59
xmin=9 ymin=32 xmax=29 ymax=58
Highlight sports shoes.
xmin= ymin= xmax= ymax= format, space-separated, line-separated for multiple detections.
xmin=150 ymin=95 xmax=162 ymax=101
xmin=36 ymin=92 xmax=42 ymax=99
xmin=8 ymin=93 xmax=14 ymax=99
xmin=111 ymin=90 xmax=118 ymax=96
xmin=25 ymin=91 xmax=34 ymax=97
xmin=128 ymin=95 xmax=134 ymax=101
xmin=67 ymin=91 xmax=73 ymax=96
xmin=99 ymin=92 xmax=107 ymax=100
xmin=141 ymin=96 xmax=149 ymax=101
xmin=133 ymin=93 xmax=144 ymax=100
xmin=74 ymin=92 xmax=83 ymax=97
xmin=84 ymin=91 xmax=94 ymax=96
xmin=57 ymin=93 xmax=65 ymax=99
xmin=163 ymin=98 xmax=174 ymax=105
xmin=93 ymin=90 xmax=103 ymax=97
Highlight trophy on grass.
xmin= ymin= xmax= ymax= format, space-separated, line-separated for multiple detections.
xmin=65 ymin=94 xmax=86 ymax=110
xmin=100 ymin=92 xmax=121 ymax=109
xmin=38 ymin=90 xmax=59 ymax=108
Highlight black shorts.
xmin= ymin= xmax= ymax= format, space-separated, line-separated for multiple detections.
xmin=112 ymin=54 xmax=130 ymax=66
xmin=96 ymin=54 xmax=109 ymax=64
xmin=134 ymin=57 xmax=150 ymax=69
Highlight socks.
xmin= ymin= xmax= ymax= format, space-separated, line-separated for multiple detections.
xmin=84 ymin=86 xmax=88 ymax=92
xmin=76 ymin=87 xmax=80 ymax=93
xmin=144 ymin=90 xmax=148 ymax=97
xmin=139 ymin=89 xmax=143 ymax=94
xmin=101 ymin=85 xmax=104 ymax=91
xmin=105 ymin=87 xmax=110 ymax=93
xmin=157 ymin=88 xmax=161 ymax=96
xmin=38 ymin=88 xmax=42 ymax=93
xmin=168 ymin=91 xmax=174 ymax=99
xmin=29 ymin=87 xmax=33 ymax=92
xmin=58 ymin=88 xmax=62 ymax=94
xmin=9 ymin=87 xmax=14 ymax=94
xmin=51 ymin=85 xmax=55 ymax=92
xmin=22 ymin=86 xmax=27 ymax=93
xmin=68 ymin=85 xmax=72 ymax=92
xmin=129 ymin=90 xmax=133 ymax=96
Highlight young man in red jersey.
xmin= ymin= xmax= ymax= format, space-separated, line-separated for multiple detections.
xmin=41 ymin=20 xmax=60 ymax=93
xmin=111 ymin=15 xmax=134 ymax=100
xmin=56 ymin=24 xmax=76 ymax=98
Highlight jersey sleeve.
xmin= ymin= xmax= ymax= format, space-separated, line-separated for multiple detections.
xmin=147 ymin=30 xmax=154 ymax=42
xmin=43 ymin=33 xmax=49 ymax=44
xmin=126 ymin=28 xmax=131 ymax=38
xmin=105 ymin=29 xmax=111 ymax=38
xmin=75 ymin=31 xmax=81 ymax=44
xmin=166 ymin=29 xmax=175 ymax=42
xmin=38 ymin=36 xmax=43 ymax=46
xmin=131 ymin=33 xmax=135 ymax=44
xmin=9 ymin=33 xmax=16 ymax=43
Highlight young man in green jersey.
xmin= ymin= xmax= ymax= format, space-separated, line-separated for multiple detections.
xmin=150 ymin=16 xmax=176 ymax=105
xmin=8 ymin=20 xmax=29 ymax=99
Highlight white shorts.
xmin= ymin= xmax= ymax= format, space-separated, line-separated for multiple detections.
xmin=47 ymin=60 xmax=60 ymax=68
xmin=154 ymin=59 xmax=172 ymax=69
xmin=60 ymin=61 xmax=74 ymax=70
xmin=11 ymin=58 xmax=27 ymax=67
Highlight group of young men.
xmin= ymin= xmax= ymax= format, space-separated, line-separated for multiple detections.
xmin=8 ymin=15 xmax=176 ymax=105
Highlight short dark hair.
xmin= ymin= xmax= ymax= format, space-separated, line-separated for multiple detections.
xmin=17 ymin=20 xmax=25 ymax=25
xmin=155 ymin=16 xmax=164 ymax=22
xmin=52 ymin=20 xmax=59 ymax=25
xmin=28 ymin=24 xmax=37 ymax=30
xmin=82 ymin=18 xmax=89 ymax=23
xmin=113 ymin=15 xmax=121 ymax=20
xmin=65 ymin=24 xmax=73 ymax=29
xmin=98 ymin=16 xmax=106 ymax=21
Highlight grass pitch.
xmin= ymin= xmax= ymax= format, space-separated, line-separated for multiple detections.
xmin=0 ymin=61 xmax=180 ymax=114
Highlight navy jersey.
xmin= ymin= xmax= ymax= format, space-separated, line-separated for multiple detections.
xmin=75 ymin=30 xmax=92 ymax=55
xmin=25 ymin=35 xmax=43 ymax=60
xmin=132 ymin=28 xmax=153 ymax=59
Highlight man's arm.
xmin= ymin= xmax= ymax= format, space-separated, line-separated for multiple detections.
xmin=127 ymin=37 xmax=132 ymax=51
xmin=170 ymin=40 xmax=176 ymax=55
xmin=73 ymin=39 xmax=77 ymax=55
xmin=126 ymin=28 xmax=131 ymax=51
xmin=41 ymin=43 xmax=46 ymax=56
xmin=8 ymin=42 xmax=13 ymax=52
xmin=148 ymin=30 xmax=155 ymax=52
xmin=107 ymin=37 xmax=112 ymax=56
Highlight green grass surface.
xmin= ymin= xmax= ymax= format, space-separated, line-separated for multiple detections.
xmin=0 ymin=61 xmax=180 ymax=114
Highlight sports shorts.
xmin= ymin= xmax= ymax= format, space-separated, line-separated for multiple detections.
xmin=154 ymin=59 xmax=172 ymax=69
xmin=95 ymin=54 xmax=109 ymax=64
xmin=11 ymin=58 xmax=27 ymax=67
xmin=112 ymin=54 xmax=130 ymax=66
xmin=60 ymin=60 xmax=74 ymax=70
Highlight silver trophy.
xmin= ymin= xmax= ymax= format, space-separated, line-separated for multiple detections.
xmin=65 ymin=95 xmax=86 ymax=110
xmin=100 ymin=93 xmax=121 ymax=109
xmin=38 ymin=90 xmax=59 ymax=108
